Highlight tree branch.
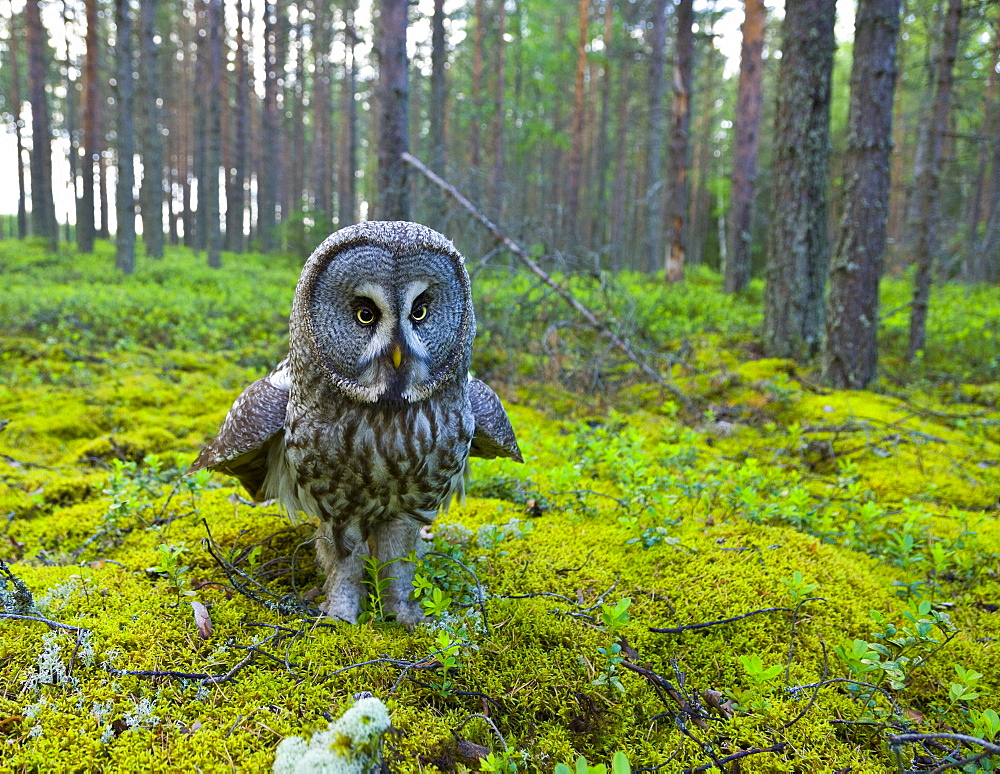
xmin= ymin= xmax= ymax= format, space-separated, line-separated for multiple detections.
xmin=401 ymin=152 xmax=691 ymax=407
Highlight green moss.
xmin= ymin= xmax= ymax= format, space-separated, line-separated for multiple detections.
xmin=1 ymin=242 xmax=999 ymax=771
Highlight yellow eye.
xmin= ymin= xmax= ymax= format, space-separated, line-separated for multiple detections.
xmin=356 ymin=307 xmax=376 ymax=326
xmin=410 ymin=303 xmax=428 ymax=323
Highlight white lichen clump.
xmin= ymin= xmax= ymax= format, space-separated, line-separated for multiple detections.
xmin=272 ymin=696 xmax=391 ymax=774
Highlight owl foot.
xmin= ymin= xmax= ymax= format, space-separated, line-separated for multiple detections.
xmin=318 ymin=593 xmax=362 ymax=624
xmin=389 ymin=599 xmax=429 ymax=630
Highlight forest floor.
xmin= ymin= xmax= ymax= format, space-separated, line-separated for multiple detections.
xmin=0 ymin=239 xmax=999 ymax=772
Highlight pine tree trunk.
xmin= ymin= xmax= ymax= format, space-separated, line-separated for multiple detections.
xmin=259 ymin=0 xmax=281 ymax=250
xmin=311 ymin=0 xmax=333 ymax=236
xmin=643 ymin=0 xmax=667 ymax=273
xmin=192 ymin=0 xmax=208 ymax=250
xmin=762 ymin=0 xmax=836 ymax=360
xmin=226 ymin=0 xmax=249 ymax=251
xmin=470 ymin=0 xmax=484 ymax=203
xmin=338 ymin=0 xmax=358 ymax=227
xmin=8 ymin=12 xmax=29 ymax=239
xmin=428 ymin=0 xmax=447 ymax=228
xmin=564 ymin=0 xmax=589 ymax=244
xmin=289 ymin=7 xmax=306 ymax=246
xmin=492 ymin=0 xmax=507 ymax=220
xmin=375 ymin=0 xmax=409 ymax=220
xmin=664 ymin=0 xmax=694 ymax=283
xmin=822 ymin=0 xmax=901 ymax=388
xmin=115 ymin=0 xmax=137 ymax=273
xmin=206 ymin=0 xmax=223 ymax=267
xmin=62 ymin=0 xmax=79 ymax=244
xmin=724 ymin=0 xmax=764 ymax=293
xmin=25 ymin=0 xmax=58 ymax=249
xmin=906 ymin=0 xmax=962 ymax=360
xmin=139 ymin=0 xmax=164 ymax=258
xmin=594 ymin=0 xmax=613 ymax=250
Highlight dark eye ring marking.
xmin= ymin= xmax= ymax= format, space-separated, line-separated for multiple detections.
xmin=355 ymin=302 xmax=378 ymax=327
xmin=410 ymin=302 xmax=429 ymax=323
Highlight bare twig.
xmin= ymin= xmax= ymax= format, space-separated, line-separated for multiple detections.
xmin=650 ymin=606 xmax=794 ymax=634
xmin=889 ymin=733 xmax=1000 ymax=757
xmin=454 ymin=713 xmax=508 ymax=751
xmin=0 ymin=613 xmax=83 ymax=632
xmin=681 ymin=743 xmax=788 ymax=774
xmin=402 ymin=152 xmax=691 ymax=407
xmin=426 ymin=551 xmax=490 ymax=636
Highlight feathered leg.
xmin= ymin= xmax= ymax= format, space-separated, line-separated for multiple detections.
xmin=370 ymin=518 xmax=426 ymax=626
xmin=315 ymin=518 xmax=367 ymax=624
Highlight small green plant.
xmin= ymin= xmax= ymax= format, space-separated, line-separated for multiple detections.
xmin=481 ymin=751 xmax=520 ymax=773
xmin=724 ymin=654 xmax=783 ymax=713
xmin=359 ymin=555 xmax=396 ymax=623
xmin=432 ymin=630 xmax=463 ymax=698
xmin=554 ymin=751 xmax=631 ymax=774
xmin=592 ymin=598 xmax=631 ymax=695
xmin=835 ymin=601 xmax=957 ymax=723
xmin=151 ymin=543 xmax=192 ymax=603
xmin=781 ymin=571 xmax=819 ymax=603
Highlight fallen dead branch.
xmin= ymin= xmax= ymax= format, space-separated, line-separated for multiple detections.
xmin=650 ymin=605 xmax=795 ymax=634
xmin=682 ymin=743 xmax=788 ymax=774
xmin=402 ymin=152 xmax=691 ymax=408
xmin=0 ymin=613 xmax=84 ymax=632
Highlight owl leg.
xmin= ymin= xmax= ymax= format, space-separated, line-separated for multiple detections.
xmin=370 ymin=518 xmax=426 ymax=627
xmin=314 ymin=519 xmax=367 ymax=624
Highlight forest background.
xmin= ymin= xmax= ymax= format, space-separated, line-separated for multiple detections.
xmin=1 ymin=0 xmax=1000 ymax=771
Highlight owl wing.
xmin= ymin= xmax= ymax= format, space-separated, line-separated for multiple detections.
xmin=468 ymin=377 xmax=523 ymax=463
xmin=189 ymin=360 xmax=290 ymax=500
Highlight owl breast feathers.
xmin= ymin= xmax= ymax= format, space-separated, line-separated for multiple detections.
xmin=191 ymin=221 xmax=521 ymax=624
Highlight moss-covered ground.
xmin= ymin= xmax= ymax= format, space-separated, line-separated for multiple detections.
xmin=1 ymin=239 xmax=998 ymax=772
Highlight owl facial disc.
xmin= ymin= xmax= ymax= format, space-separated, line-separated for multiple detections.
xmin=292 ymin=221 xmax=475 ymax=405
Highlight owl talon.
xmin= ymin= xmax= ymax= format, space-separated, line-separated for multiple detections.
xmin=318 ymin=592 xmax=363 ymax=624
xmin=389 ymin=600 xmax=429 ymax=629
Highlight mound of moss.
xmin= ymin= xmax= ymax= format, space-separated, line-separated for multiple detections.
xmin=1 ymin=241 xmax=998 ymax=771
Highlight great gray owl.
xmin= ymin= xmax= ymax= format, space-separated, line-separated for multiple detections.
xmin=190 ymin=221 xmax=522 ymax=624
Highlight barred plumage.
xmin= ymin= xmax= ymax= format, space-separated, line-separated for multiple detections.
xmin=191 ymin=222 xmax=521 ymax=624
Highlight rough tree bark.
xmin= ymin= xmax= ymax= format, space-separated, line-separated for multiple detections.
xmin=259 ymin=0 xmax=281 ymax=250
xmin=25 ymin=0 xmax=58 ymax=249
xmin=724 ymin=0 xmax=765 ymax=293
xmin=595 ymin=0 xmax=613 ymax=250
xmin=205 ymin=0 xmax=223 ymax=267
xmin=8 ymin=11 xmax=29 ymax=239
xmin=470 ymin=0 xmax=484 ymax=203
xmin=374 ymin=0 xmax=410 ymax=221
xmin=643 ymin=0 xmax=668 ymax=273
xmin=491 ymin=0 xmax=507 ymax=219
xmin=822 ymin=0 xmax=901 ymax=388
xmin=311 ymin=0 xmax=333 ymax=236
xmin=62 ymin=0 xmax=79 ymax=244
xmin=906 ymin=0 xmax=962 ymax=360
xmin=565 ymin=0 xmax=589 ymax=242
xmin=428 ymin=0 xmax=447 ymax=227
xmin=139 ymin=0 xmax=164 ymax=258
xmin=664 ymin=0 xmax=694 ymax=283
xmin=762 ymin=0 xmax=836 ymax=360
xmin=115 ymin=0 xmax=137 ymax=273
xmin=338 ymin=0 xmax=358 ymax=227
xmin=226 ymin=0 xmax=250 ymax=251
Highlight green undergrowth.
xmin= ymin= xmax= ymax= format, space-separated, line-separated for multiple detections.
xmin=0 ymin=239 xmax=999 ymax=772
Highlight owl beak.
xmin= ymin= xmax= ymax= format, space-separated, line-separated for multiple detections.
xmin=391 ymin=343 xmax=403 ymax=370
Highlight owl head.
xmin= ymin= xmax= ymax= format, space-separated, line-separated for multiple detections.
xmin=290 ymin=221 xmax=476 ymax=404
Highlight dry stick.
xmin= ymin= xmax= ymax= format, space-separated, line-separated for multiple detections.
xmin=889 ymin=733 xmax=1000 ymax=757
xmin=650 ymin=606 xmax=794 ymax=634
xmin=401 ymin=152 xmax=691 ymax=407
xmin=682 ymin=743 xmax=788 ymax=774
xmin=0 ymin=613 xmax=83 ymax=632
